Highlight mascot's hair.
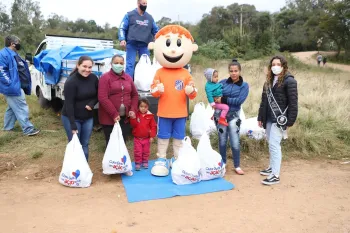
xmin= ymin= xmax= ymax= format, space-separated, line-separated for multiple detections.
xmin=155 ymin=25 xmax=194 ymax=42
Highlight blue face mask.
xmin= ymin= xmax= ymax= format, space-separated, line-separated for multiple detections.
xmin=112 ymin=64 xmax=124 ymax=74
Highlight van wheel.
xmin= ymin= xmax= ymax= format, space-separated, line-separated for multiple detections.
xmin=38 ymin=89 xmax=51 ymax=109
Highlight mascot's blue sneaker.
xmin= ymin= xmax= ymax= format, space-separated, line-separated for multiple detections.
xmin=151 ymin=157 xmax=169 ymax=176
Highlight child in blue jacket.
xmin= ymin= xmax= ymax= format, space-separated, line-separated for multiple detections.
xmin=204 ymin=68 xmax=229 ymax=126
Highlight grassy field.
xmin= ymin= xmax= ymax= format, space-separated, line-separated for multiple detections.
xmin=0 ymin=55 xmax=349 ymax=178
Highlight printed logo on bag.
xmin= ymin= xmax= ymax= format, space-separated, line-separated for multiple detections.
xmin=181 ymin=170 xmax=200 ymax=183
xmin=206 ymin=160 xmax=224 ymax=176
xmin=60 ymin=169 xmax=82 ymax=186
xmin=174 ymin=80 xmax=184 ymax=91
xmin=109 ymin=155 xmax=129 ymax=172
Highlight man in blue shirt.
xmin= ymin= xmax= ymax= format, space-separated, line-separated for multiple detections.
xmin=0 ymin=35 xmax=40 ymax=136
xmin=118 ymin=0 xmax=159 ymax=79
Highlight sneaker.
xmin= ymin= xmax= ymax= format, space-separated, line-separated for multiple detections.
xmin=151 ymin=157 xmax=169 ymax=176
xmin=124 ymin=170 xmax=133 ymax=176
xmin=234 ymin=167 xmax=244 ymax=175
xmin=261 ymin=174 xmax=280 ymax=185
xmin=260 ymin=167 xmax=272 ymax=176
xmin=142 ymin=162 xmax=148 ymax=169
xmin=135 ymin=163 xmax=141 ymax=171
xmin=25 ymin=128 xmax=40 ymax=136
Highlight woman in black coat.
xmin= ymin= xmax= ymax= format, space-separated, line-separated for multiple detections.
xmin=258 ymin=55 xmax=298 ymax=185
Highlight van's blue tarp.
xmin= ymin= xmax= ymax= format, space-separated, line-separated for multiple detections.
xmin=34 ymin=46 xmax=125 ymax=85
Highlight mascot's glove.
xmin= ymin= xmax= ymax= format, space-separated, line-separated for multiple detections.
xmin=185 ymin=85 xmax=195 ymax=95
xmin=157 ymin=83 xmax=165 ymax=93
xmin=151 ymin=82 xmax=164 ymax=94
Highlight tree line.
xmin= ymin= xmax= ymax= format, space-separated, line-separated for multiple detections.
xmin=0 ymin=0 xmax=348 ymax=61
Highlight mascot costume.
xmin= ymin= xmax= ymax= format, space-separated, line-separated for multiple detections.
xmin=148 ymin=25 xmax=198 ymax=176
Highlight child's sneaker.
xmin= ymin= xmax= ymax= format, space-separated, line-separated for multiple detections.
xmin=135 ymin=163 xmax=141 ymax=171
xmin=218 ymin=117 xmax=229 ymax=126
xmin=142 ymin=162 xmax=148 ymax=169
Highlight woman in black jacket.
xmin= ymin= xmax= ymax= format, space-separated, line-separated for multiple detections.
xmin=61 ymin=56 xmax=99 ymax=162
xmin=258 ymin=55 xmax=298 ymax=185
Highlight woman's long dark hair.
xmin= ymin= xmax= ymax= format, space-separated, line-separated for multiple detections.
xmin=266 ymin=55 xmax=288 ymax=87
xmin=70 ymin=55 xmax=94 ymax=75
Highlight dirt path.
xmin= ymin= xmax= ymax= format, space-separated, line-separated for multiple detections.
xmin=1 ymin=160 xmax=349 ymax=233
xmin=292 ymin=51 xmax=350 ymax=72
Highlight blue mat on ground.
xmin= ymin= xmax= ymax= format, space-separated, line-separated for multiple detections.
xmin=121 ymin=160 xmax=235 ymax=203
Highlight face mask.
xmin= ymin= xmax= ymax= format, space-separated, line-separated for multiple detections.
xmin=14 ymin=43 xmax=21 ymax=50
xmin=140 ymin=4 xmax=147 ymax=12
xmin=112 ymin=64 xmax=124 ymax=74
xmin=271 ymin=65 xmax=283 ymax=75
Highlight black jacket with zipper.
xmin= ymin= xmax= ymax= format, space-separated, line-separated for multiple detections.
xmin=258 ymin=73 xmax=298 ymax=129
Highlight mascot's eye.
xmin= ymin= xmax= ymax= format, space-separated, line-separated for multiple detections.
xmin=177 ymin=39 xmax=182 ymax=47
xmin=166 ymin=39 xmax=171 ymax=47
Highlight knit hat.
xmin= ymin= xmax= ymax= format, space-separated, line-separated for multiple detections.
xmin=204 ymin=68 xmax=216 ymax=82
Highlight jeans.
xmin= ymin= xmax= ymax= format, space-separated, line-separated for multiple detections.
xmin=134 ymin=137 xmax=151 ymax=164
xmin=266 ymin=121 xmax=283 ymax=177
xmin=61 ymin=115 xmax=93 ymax=161
xmin=215 ymin=110 xmax=241 ymax=168
xmin=3 ymin=89 xmax=34 ymax=134
xmin=126 ymin=42 xmax=150 ymax=79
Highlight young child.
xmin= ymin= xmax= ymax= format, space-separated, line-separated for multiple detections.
xmin=204 ymin=68 xmax=229 ymax=126
xmin=129 ymin=98 xmax=157 ymax=171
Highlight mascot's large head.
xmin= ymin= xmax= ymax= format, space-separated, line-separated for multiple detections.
xmin=148 ymin=25 xmax=198 ymax=69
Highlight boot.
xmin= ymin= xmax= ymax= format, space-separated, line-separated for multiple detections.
xmin=170 ymin=139 xmax=182 ymax=168
xmin=218 ymin=117 xmax=228 ymax=126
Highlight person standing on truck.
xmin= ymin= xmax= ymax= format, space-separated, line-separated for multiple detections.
xmin=61 ymin=56 xmax=99 ymax=162
xmin=0 ymin=35 xmax=40 ymax=136
xmin=118 ymin=0 xmax=159 ymax=79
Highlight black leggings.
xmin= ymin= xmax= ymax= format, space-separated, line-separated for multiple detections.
xmin=102 ymin=117 xmax=131 ymax=146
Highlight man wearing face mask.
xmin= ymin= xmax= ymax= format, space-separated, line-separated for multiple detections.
xmin=118 ymin=0 xmax=159 ymax=79
xmin=0 ymin=35 xmax=40 ymax=136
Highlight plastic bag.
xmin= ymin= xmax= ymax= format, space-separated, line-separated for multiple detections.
xmin=197 ymin=133 xmax=226 ymax=180
xmin=102 ymin=122 xmax=132 ymax=174
xmin=134 ymin=54 xmax=153 ymax=91
xmin=58 ymin=134 xmax=93 ymax=188
xmin=205 ymin=103 xmax=217 ymax=134
xmin=152 ymin=56 xmax=162 ymax=71
xmin=171 ymin=137 xmax=201 ymax=185
xmin=240 ymin=117 xmax=266 ymax=140
xmin=190 ymin=102 xmax=211 ymax=139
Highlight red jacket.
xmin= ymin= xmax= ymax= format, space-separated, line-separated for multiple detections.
xmin=98 ymin=70 xmax=139 ymax=125
xmin=130 ymin=111 xmax=157 ymax=138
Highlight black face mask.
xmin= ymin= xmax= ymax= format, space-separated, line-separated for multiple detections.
xmin=139 ymin=4 xmax=147 ymax=12
xmin=14 ymin=43 xmax=21 ymax=50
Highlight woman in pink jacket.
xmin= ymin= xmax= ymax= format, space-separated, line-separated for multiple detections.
xmin=98 ymin=54 xmax=139 ymax=145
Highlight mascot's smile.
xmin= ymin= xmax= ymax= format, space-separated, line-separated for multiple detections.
xmin=163 ymin=53 xmax=183 ymax=63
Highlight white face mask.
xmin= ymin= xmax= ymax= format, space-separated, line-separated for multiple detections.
xmin=271 ymin=65 xmax=283 ymax=75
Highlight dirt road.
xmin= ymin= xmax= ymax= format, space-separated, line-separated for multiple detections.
xmin=1 ymin=160 xmax=349 ymax=233
xmin=292 ymin=51 xmax=350 ymax=72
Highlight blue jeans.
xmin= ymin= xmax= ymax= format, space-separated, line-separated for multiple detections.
xmin=215 ymin=110 xmax=241 ymax=168
xmin=3 ymin=89 xmax=34 ymax=134
xmin=266 ymin=121 xmax=283 ymax=177
xmin=126 ymin=42 xmax=150 ymax=78
xmin=61 ymin=115 xmax=93 ymax=161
